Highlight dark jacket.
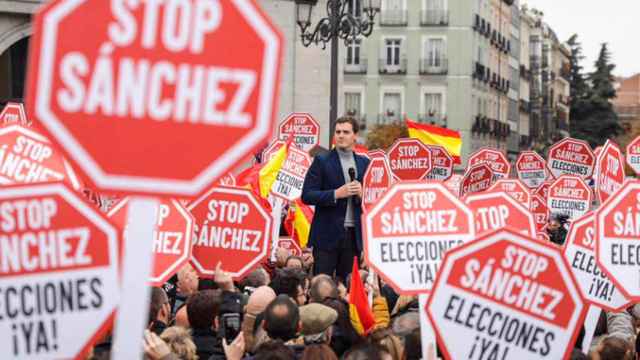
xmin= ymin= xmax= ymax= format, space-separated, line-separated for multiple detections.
xmin=191 ymin=328 xmax=225 ymax=360
xmin=301 ymin=149 xmax=369 ymax=251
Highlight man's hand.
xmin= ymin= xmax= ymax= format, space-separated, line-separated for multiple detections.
xmin=223 ymin=332 xmax=246 ymax=360
xmin=214 ymin=262 xmax=235 ymax=292
xmin=335 ymin=181 xmax=362 ymax=199
xmin=143 ymin=330 xmax=171 ymax=360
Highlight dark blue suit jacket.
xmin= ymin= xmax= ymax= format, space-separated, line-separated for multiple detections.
xmin=301 ymin=149 xmax=370 ymax=251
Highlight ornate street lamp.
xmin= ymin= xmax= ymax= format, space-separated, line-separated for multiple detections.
xmin=294 ymin=0 xmax=380 ymax=142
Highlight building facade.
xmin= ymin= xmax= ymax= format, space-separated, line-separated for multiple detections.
xmin=613 ymin=74 xmax=640 ymax=147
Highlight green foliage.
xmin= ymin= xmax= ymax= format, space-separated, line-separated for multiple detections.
xmin=568 ymin=39 xmax=622 ymax=147
xmin=365 ymin=122 xmax=408 ymax=150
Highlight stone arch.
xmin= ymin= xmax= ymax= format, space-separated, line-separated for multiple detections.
xmin=0 ymin=21 xmax=31 ymax=57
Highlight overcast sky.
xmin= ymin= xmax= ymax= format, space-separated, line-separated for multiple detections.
xmin=523 ymin=0 xmax=640 ymax=78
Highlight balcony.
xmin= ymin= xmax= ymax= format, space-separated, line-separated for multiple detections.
xmin=380 ymin=9 xmax=408 ymax=26
xmin=377 ymin=113 xmax=406 ymax=124
xmin=421 ymin=9 xmax=449 ymax=26
xmin=519 ymin=99 xmax=530 ymax=113
xmin=378 ymin=58 xmax=407 ymax=74
xmin=419 ymin=57 xmax=448 ymax=75
xmin=344 ymin=58 xmax=368 ymax=74
xmin=419 ymin=113 xmax=447 ymax=126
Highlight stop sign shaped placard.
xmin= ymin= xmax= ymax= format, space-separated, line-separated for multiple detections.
xmin=595 ymin=140 xmax=624 ymax=204
xmin=534 ymin=181 xmax=551 ymax=200
xmin=596 ymin=180 xmax=640 ymax=299
xmin=367 ymin=149 xmax=386 ymax=159
xmin=427 ymin=229 xmax=585 ymax=360
xmin=548 ymin=175 xmax=592 ymax=221
xmin=564 ymin=212 xmax=632 ymax=311
xmin=626 ymin=135 xmax=640 ymax=175
xmin=188 ymin=186 xmax=271 ymax=279
xmin=468 ymin=148 xmax=511 ymax=178
xmin=362 ymin=157 xmax=393 ymax=212
xmin=0 ymin=183 xmax=119 ymax=359
xmin=531 ymin=195 xmax=549 ymax=232
xmin=26 ymin=0 xmax=283 ymax=196
xmin=363 ymin=182 xmax=475 ymax=294
xmin=465 ymin=191 xmax=536 ymax=237
xmin=262 ymin=140 xmax=286 ymax=163
xmin=516 ymin=151 xmax=548 ymax=188
xmin=460 ymin=162 xmax=495 ymax=197
xmin=277 ymin=237 xmax=302 ymax=257
xmin=425 ymin=144 xmax=453 ymax=181
xmin=108 ymin=197 xmax=193 ymax=286
xmin=278 ymin=113 xmax=319 ymax=153
xmin=387 ymin=138 xmax=432 ymax=181
xmin=270 ymin=145 xmax=311 ymax=201
xmin=0 ymin=102 xmax=30 ymax=126
xmin=489 ymin=178 xmax=531 ymax=207
xmin=0 ymin=124 xmax=81 ymax=189
xmin=547 ymin=138 xmax=595 ymax=180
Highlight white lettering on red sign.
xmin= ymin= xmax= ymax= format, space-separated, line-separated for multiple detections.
xmin=548 ymin=175 xmax=591 ymax=221
xmin=547 ymin=139 xmax=595 ymax=179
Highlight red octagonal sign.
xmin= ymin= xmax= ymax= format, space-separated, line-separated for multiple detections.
xmin=363 ymin=182 xmax=475 ymax=294
xmin=0 ymin=183 xmax=119 ymax=359
xmin=488 ymin=178 xmax=531 ymax=208
xmin=564 ymin=212 xmax=632 ymax=311
xmin=26 ymin=0 xmax=283 ymax=196
xmin=460 ymin=162 xmax=495 ymax=197
xmin=188 ymin=186 xmax=271 ymax=279
xmin=465 ymin=191 xmax=536 ymax=237
xmin=278 ymin=112 xmax=320 ymax=153
xmin=387 ymin=138 xmax=432 ymax=181
xmin=427 ymin=229 xmax=585 ymax=360
xmin=468 ymin=148 xmax=511 ymax=179
xmin=108 ymin=197 xmax=193 ymax=286
xmin=595 ymin=140 xmax=624 ymax=204
xmin=596 ymin=180 xmax=640 ymax=299
xmin=516 ymin=151 xmax=548 ymax=188
xmin=547 ymin=138 xmax=595 ymax=180
xmin=626 ymin=135 xmax=640 ymax=176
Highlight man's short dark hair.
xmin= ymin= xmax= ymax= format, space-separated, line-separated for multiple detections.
xmin=148 ymin=287 xmax=169 ymax=324
xmin=335 ymin=116 xmax=359 ymax=134
xmin=309 ymin=276 xmax=338 ymax=303
xmin=270 ymin=268 xmax=304 ymax=299
xmin=254 ymin=340 xmax=296 ymax=360
xmin=342 ymin=343 xmax=391 ymax=360
xmin=264 ymin=295 xmax=300 ymax=342
xmin=242 ymin=267 xmax=269 ymax=289
xmin=186 ymin=289 xmax=222 ymax=330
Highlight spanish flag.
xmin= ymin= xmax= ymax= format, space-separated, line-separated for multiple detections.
xmin=284 ymin=199 xmax=314 ymax=248
xmin=348 ymin=257 xmax=376 ymax=336
xmin=258 ymin=140 xmax=290 ymax=199
xmin=406 ymin=119 xmax=462 ymax=164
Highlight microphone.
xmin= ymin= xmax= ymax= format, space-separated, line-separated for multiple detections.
xmin=348 ymin=167 xmax=360 ymax=205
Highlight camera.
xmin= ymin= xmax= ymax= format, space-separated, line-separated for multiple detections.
xmin=220 ymin=312 xmax=242 ymax=343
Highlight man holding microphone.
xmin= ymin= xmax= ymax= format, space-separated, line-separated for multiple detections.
xmin=302 ymin=117 xmax=370 ymax=282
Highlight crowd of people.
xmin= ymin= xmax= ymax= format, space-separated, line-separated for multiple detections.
xmin=83 ymin=241 xmax=640 ymax=360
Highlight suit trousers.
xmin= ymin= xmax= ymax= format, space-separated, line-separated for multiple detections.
xmin=313 ymin=227 xmax=359 ymax=283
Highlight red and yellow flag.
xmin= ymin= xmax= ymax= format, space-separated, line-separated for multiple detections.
xmin=348 ymin=257 xmax=376 ymax=336
xmin=258 ymin=140 xmax=290 ymax=199
xmin=284 ymin=199 xmax=314 ymax=248
xmin=406 ymin=119 xmax=462 ymax=164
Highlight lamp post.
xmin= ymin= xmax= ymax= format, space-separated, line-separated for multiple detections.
xmin=294 ymin=0 xmax=380 ymax=143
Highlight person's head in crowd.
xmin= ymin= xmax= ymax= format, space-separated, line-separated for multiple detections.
xmin=270 ymin=268 xmax=307 ymax=306
xmin=160 ymin=326 xmax=198 ymax=360
xmin=246 ymin=286 xmax=277 ymax=316
xmin=175 ymin=305 xmax=190 ymax=328
xmin=370 ymin=329 xmax=404 ymax=360
xmin=570 ymin=348 xmax=588 ymax=360
xmin=321 ymin=296 xmax=362 ymax=356
xmin=254 ymin=340 xmax=296 ymax=360
xmin=242 ymin=267 xmax=270 ymax=296
xmin=263 ymin=295 xmax=301 ymax=342
xmin=284 ymin=256 xmax=304 ymax=269
xmin=148 ymin=287 xmax=170 ymax=333
xmin=300 ymin=303 xmax=337 ymax=345
xmin=391 ymin=312 xmax=420 ymax=338
xmin=186 ymin=289 xmax=222 ymax=331
xmin=402 ymin=328 xmax=421 ymax=360
xmin=309 ymin=275 xmax=338 ymax=303
xmin=177 ymin=264 xmax=199 ymax=297
xmin=301 ymin=344 xmax=338 ymax=360
xmin=591 ymin=336 xmax=635 ymax=360
xmin=275 ymin=247 xmax=291 ymax=268
xmin=342 ymin=342 xmax=392 ymax=360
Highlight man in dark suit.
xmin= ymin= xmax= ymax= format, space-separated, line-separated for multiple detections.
xmin=301 ymin=117 xmax=369 ymax=281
